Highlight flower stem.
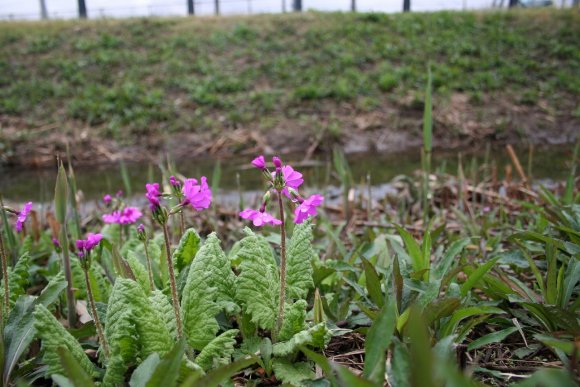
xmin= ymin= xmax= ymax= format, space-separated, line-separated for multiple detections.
xmin=162 ymin=222 xmax=183 ymax=338
xmin=60 ymin=227 xmax=77 ymax=328
xmin=275 ymin=191 xmax=287 ymax=339
xmin=142 ymin=240 xmax=155 ymax=291
xmin=0 ymin=233 xmax=10 ymax=314
xmin=179 ymin=210 xmax=185 ymax=237
xmin=83 ymin=267 xmax=109 ymax=358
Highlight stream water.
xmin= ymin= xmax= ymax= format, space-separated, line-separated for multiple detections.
xmin=0 ymin=144 xmax=574 ymax=207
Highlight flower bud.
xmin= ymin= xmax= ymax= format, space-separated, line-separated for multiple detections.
xmin=272 ymin=156 xmax=282 ymax=169
xmin=251 ymin=155 xmax=266 ymax=170
xmin=137 ymin=223 xmax=147 ymax=241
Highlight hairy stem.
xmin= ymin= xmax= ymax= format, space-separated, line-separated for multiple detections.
xmin=275 ymin=191 xmax=287 ymax=339
xmin=179 ymin=210 xmax=185 ymax=237
xmin=162 ymin=222 xmax=183 ymax=338
xmin=83 ymin=267 xmax=109 ymax=358
xmin=60 ymin=227 xmax=77 ymax=328
xmin=142 ymin=240 xmax=155 ymax=291
xmin=0 ymin=233 xmax=9 ymax=314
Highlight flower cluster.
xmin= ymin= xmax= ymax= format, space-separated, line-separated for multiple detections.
xmin=145 ymin=183 xmax=162 ymax=211
xmin=182 ymin=177 xmax=212 ymax=211
xmin=145 ymin=176 xmax=212 ymax=225
xmin=15 ymin=201 xmax=33 ymax=232
xmin=239 ymin=155 xmax=323 ymax=226
xmin=76 ymin=233 xmax=103 ymax=258
xmin=102 ymin=206 xmax=143 ymax=224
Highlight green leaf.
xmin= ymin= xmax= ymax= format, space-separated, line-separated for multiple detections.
xmin=235 ymin=228 xmax=279 ymax=330
xmin=145 ymin=339 xmax=186 ymax=387
xmin=149 ymin=290 xmax=177 ymax=339
xmin=3 ymin=272 xmax=67 ymax=386
xmin=407 ymin=307 xmax=432 ymax=387
xmin=181 ymin=355 xmax=258 ymax=387
xmin=278 ymin=300 xmax=307 ymax=342
xmin=127 ymin=251 xmax=151 ymax=295
xmin=56 ymin=347 xmax=96 ymax=387
xmin=361 ymin=257 xmax=383 ymax=308
xmin=54 ymin=161 xmax=68 ymax=223
xmin=195 ymin=329 xmax=238 ymax=371
xmin=273 ymin=323 xmax=331 ymax=357
xmin=460 ymin=257 xmax=499 ymax=297
xmin=441 ymin=306 xmax=505 ymax=338
xmin=301 ymin=347 xmax=375 ymax=387
xmin=106 ymin=278 xmax=172 ymax=359
xmin=467 ymin=327 xmax=518 ymax=351
xmin=363 ymin=299 xmax=397 ymax=384
xmin=394 ymin=225 xmax=423 ymax=274
xmin=389 ymin=338 xmax=410 ymax=387
xmin=272 ymin=359 xmax=314 ymax=387
xmin=286 ymin=222 xmax=315 ymax=300
xmin=534 ymin=334 xmax=580 ymax=358
xmin=33 ymin=304 xmax=98 ymax=378
xmin=172 ymin=228 xmax=201 ymax=273
xmin=424 ymin=297 xmax=461 ymax=326
xmin=433 ymin=238 xmax=470 ymax=280
xmin=515 ymin=368 xmax=577 ymax=387
xmin=129 ymin=353 xmax=160 ymax=387
xmin=562 ymin=259 xmax=580 ymax=308
xmin=180 ymin=238 xmax=222 ymax=350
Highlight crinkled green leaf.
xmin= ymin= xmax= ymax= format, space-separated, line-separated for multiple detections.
xmin=195 ymin=329 xmax=239 ymax=371
xmin=103 ymin=355 xmax=129 ymax=386
xmin=197 ymin=233 xmax=238 ymax=314
xmin=70 ymin=256 xmax=111 ymax=302
xmin=33 ymin=304 xmax=98 ymax=378
xmin=278 ymin=300 xmax=307 ymax=342
xmin=273 ymin=323 xmax=331 ymax=357
xmin=286 ymin=222 xmax=315 ymax=300
xmin=6 ymin=252 xmax=30 ymax=304
xmin=3 ymin=271 xmax=67 ymax=386
xmin=235 ymin=228 xmax=279 ymax=330
xmin=172 ymin=228 xmax=201 ymax=273
xmin=127 ymin=251 xmax=151 ymax=295
xmin=149 ymin=290 xmax=177 ymax=339
xmin=106 ymin=278 xmax=172 ymax=358
xmin=181 ymin=246 xmax=220 ymax=350
xmin=272 ymin=359 xmax=314 ymax=387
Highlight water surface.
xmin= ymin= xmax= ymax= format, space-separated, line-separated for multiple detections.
xmin=0 ymin=145 xmax=573 ymax=205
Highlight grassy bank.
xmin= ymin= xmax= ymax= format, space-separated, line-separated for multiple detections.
xmin=0 ymin=9 xmax=579 ymax=166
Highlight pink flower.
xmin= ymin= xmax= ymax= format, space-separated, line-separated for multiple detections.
xmin=103 ymin=194 xmax=112 ymax=204
xmin=102 ymin=212 xmax=120 ymax=223
xmin=15 ymin=202 xmax=32 ymax=232
xmin=239 ymin=208 xmax=282 ymax=227
xmin=120 ymin=207 xmax=142 ymax=224
xmin=251 ymin=155 xmax=266 ymax=170
xmin=272 ymin=165 xmax=304 ymax=197
xmin=77 ymin=233 xmax=103 ymax=257
xmin=86 ymin=233 xmax=103 ymax=249
xmin=103 ymin=207 xmax=143 ymax=224
xmin=294 ymin=194 xmax=324 ymax=224
xmin=145 ymin=183 xmax=161 ymax=210
xmin=182 ymin=177 xmax=212 ymax=211
xmin=282 ymin=165 xmax=303 ymax=190
xmin=273 ymin=156 xmax=282 ymax=169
